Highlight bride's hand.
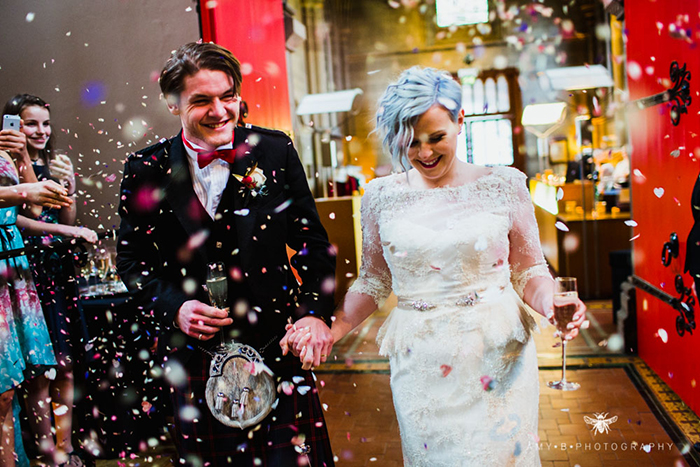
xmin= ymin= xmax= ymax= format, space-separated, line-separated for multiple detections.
xmin=279 ymin=316 xmax=333 ymax=369
xmin=550 ymin=299 xmax=588 ymax=340
xmin=280 ymin=323 xmax=309 ymax=358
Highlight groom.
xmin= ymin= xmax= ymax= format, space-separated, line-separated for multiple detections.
xmin=116 ymin=42 xmax=336 ymax=466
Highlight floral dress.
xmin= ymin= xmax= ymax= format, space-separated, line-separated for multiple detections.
xmin=0 ymin=156 xmax=56 ymax=393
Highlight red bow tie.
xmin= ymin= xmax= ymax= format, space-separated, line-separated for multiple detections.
xmin=196 ymin=149 xmax=237 ymax=169
xmin=182 ymin=136 xmax=237 ymax=169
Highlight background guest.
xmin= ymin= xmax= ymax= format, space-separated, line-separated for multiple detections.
xmin=0 ymin=122 xmax=72 ymax=466
xmin=3 ymin=95 xmax=97 ymax=467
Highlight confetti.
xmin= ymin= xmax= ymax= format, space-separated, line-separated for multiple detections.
xmin=657 ymin=328 xmax=669 ymax=343
xmin=555 ymin=221 xmax=569 ymax=232
xmin=279 ymin=381 xmax=294 ymax=396
xmin=653 ymin=187 xmax=665 ymax=198
xmin=274 ymin=199 xmax=292 ymax=213
xmin=179 ymin=405 xmax=200 ymax=422
xmin=440 ymin=364 xmax=452 ymax=377
xmin=25 ymin=12 xmax=35 ymax=22
xmin=627 ymin=61 xmax=642 ymax=80
xmin=480 ymin=375 xmax=496 ymax=391
xmin=606 ymin=333 xmax=624 ymax=352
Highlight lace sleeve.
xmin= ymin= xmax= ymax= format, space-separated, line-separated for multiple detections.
xmin=348 ymin=181 xmax=393 ymax=306
xmin=507 ymin=169 xmax=552 ymax=297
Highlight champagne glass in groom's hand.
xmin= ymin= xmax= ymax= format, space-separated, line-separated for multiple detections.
xmin=206 ymin=262 xmax=229 ymax=348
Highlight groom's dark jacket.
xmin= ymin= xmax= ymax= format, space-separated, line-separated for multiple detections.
xmin=116 ymin=125 xmax=336 ymax=365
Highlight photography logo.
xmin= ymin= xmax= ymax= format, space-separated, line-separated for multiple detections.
xmin=584 ymin=412 xmax=619 ymax=435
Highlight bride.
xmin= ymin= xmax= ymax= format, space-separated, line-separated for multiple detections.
xmin=282 ymin=66 xmax=587 ymax=466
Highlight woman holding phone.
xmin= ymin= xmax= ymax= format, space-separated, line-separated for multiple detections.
xmin=0 ymin=115 xmax=72 ymax=466
xmin=3 ymin=95 xmax=97 ymax=466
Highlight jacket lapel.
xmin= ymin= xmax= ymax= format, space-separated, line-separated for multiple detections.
xmin=164 ymin=133 xmax=212 ymax=263
xmin=231 ymin=127 xmax=257 ymax=269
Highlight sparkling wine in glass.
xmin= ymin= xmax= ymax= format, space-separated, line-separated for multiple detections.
xmin=206 ymin=262 xmax=228 ymax=347
xmin=547 ymin=277 xmax=580 ymax=391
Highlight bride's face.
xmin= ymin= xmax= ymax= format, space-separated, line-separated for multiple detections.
xmin=407 ymin=104 xmax=464 ymax=186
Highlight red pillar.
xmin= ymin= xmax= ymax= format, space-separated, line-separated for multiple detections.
xmin=200 ymin=0 xmax=292 ymax=132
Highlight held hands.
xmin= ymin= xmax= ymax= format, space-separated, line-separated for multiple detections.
xmin=175 ymin=299 xmax=232 ymax=341
xmin=547 ymin=299 xmax=588 ymax=340
xmin=279 ymin=316 xmax=333 ymax=370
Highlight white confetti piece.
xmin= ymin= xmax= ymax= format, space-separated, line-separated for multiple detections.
xmin=627 ymin=61 xmax=642 ymax=80
xmin=25 ymin=12 xmax=35 ymax=22
xmin=653 ymin=187 xmax=665 ymax=198
xmin=555 ymin=221 xmax=569 ymax=232
xmin=657 ymin=328 xmax=668 ymax=343
xmin=607 ymin=333 xmax=624 ymax=352
xmin=624 ymin=220 xmax=638 ymax=227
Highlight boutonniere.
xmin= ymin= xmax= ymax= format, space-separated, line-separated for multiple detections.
xmin=234 ymin=162 xmax=268 ymax=199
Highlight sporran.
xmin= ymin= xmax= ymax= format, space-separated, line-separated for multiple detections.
xmin=204 ymin=342 xmax=277 ymax=429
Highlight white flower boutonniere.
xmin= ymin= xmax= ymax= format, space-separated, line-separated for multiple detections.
xmin=234 ymin=162 xmax=267 ymax=198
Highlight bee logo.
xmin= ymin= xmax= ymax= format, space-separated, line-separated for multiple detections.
xmin=584 ymin=413 xmax=618 ymax=435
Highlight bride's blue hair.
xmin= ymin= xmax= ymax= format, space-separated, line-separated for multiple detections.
xmin=375 ymin=66 xmax=462 ymax=173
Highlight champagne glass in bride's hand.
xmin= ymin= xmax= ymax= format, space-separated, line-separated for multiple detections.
xmin=547 ymin=277 xmax=580 ymax=391
xmin=206 ymin=262 xmax=229 ymax=348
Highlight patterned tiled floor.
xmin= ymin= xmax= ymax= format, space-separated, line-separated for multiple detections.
xmin=315 ymin=299 xmax=697 ymax=466
xmin=88 ymin=300 xmax=699 ymax=466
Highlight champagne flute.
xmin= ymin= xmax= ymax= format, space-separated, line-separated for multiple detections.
xmin=206 ymin=262 xmax=228 ymax=348
xmin=547 ymin=277 xmax=580 ymax=391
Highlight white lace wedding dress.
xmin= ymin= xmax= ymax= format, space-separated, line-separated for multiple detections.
xmin=349 ymin=166 xmax=549 ymax=466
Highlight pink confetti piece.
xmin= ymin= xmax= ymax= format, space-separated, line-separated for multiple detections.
xmin=480 ymin=375 xmax=495 ymax=391
xmin=440 ymin=364 xmax=452 ymax=377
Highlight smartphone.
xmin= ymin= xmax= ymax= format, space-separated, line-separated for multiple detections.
xmin=2 ymin=115 xmax=21 ymax=131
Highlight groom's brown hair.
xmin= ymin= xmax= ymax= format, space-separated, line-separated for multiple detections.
xmin=159 ymin=42 xmax=242 ymax=101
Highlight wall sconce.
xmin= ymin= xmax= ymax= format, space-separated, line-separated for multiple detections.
xmin=295 ymin=88 xmax=363 ymax=116
xmin=539 ymin=65 xmax=614 ymax=92
xmin=521 ymin=102 xmax=567 ymax=173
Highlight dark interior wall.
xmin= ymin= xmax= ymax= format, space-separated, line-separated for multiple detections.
xmin=0 ymin=0 xmax=200 ymax=231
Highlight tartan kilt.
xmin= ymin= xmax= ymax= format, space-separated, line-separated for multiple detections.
xmin=170 ymin=350 xmax=335 ymax=467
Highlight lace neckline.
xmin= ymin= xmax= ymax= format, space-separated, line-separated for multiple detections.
xmin=390 ymin=167 xmax=497 ymax=193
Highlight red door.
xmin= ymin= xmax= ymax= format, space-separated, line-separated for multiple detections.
xmin=627 ymin=1 xmax=700 ymax=415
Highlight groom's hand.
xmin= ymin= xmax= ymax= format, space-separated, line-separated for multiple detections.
xmin=176 ymin=299 xmax=232 ymax=341
xmin=279 ymin=316 xmax=333 ymax=370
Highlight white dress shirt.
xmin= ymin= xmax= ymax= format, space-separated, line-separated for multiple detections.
xmin=182 ymin=136 xmax=233 ymax=219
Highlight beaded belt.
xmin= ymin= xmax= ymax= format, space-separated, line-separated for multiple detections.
xmin=397 ymin=286 xmax=506 ymax=312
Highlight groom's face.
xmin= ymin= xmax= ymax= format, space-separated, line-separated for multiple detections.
xmin=168 ymin=68 xmax=240 ymax=150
